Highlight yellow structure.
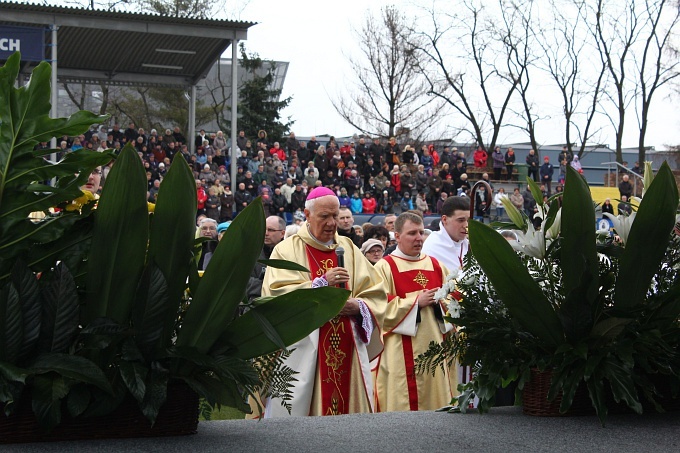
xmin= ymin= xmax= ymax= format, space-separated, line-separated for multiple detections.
xmin=590 ymin=186 xmax=621 ymax=212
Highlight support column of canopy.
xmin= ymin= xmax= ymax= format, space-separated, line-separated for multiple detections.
xmin=230 ymin=38 xmax=239 ymax=193
xmin=188 ymin=85 xmax=197 ymax=154
xmin=50 ymin=24 xmax=58 ymax=159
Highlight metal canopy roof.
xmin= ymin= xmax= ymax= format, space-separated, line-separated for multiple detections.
xmin=0 ymin=1 xmax=255 ymax=87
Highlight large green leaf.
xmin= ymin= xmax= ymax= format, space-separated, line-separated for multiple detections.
xmin=139 ymin=368 xmax=168 ymax=424
xmin=586 ymin=376 xmax=608 ymax=426
xmin=28 ymin=216 xmax=93 ymax=279
xmin=0 ymin=360 xmax=29 ymax=383
xmin=0 ymin=282 xmax=21 ymax=363
xmin=11 ymin=260 xmax=41 ymax=361
xmin=526 ymin=176 xmax=545 ymax=206
xmin=561 ymin=165 xmax=598 ymax=298
xmin=258 ymin=259 xmax=310 ymax=273
xmin=249 ymin=309 xmax=287 ymax=350
xmin=119 ymin=361 xmax=148 ymax=404
xmin=468 ymin=220 xmax=564 ymax=347
xmin=645 ymin=281 xmax=680 ymax=329
xmin=84 ymin=144 xmax=149 ymax=325
xmin=176 ymin=198 xmax=265 ymax=353
xmin=0 ymin=53 xmax=109 ymax=280
xmin=66 ymin=384 xmax=91 ymax=418
xmin=215 ymin=287 xmax=349 ymax=359
xmin=615 ymin=162 xmax=679 ymax=310
xmin=1 ymin=154 xmax=112 ymax=224
xmin=181 ymin=373 xmax=245 ymax=410
xmin=147 ymin=156 xmax=196 ymax=350
xmin=132 ymin=263 xmax=170 ymax=359
xmin=39 ymin=263 xmax=80 ymax=353
xmin=5 ymin=149 xmax=114 ymax=187
xmin=31 ymin=353 xmax=112 ymax=393
xmin=31 ymin=374 xmax=68 ymax=432
xmin=605 ymin=357 xmax=642 ymax=414
xmin=559 ymin=166 xmax=599 ymax=341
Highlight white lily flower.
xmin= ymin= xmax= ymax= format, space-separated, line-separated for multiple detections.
xmin=544 ymin=209 xmax=562 ymax=241
xmin=642 ymin=161 xmax=653 ymax=196
xmin=513 ymin=222 xmax=549 ymax=259
xmin=446 ymin=295 xmax=461 ymax=318
xmin=603 ymin=212 xmax=636 ymax=245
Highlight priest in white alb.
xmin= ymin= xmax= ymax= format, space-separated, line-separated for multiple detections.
xmin=261 ymin=187 xmax=386 ymax=417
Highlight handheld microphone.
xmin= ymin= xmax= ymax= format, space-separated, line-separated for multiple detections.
xmin=336 ymin=246 xmax=346 ymax=288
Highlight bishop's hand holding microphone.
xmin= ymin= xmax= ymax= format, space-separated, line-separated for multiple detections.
xmin=323 ymin=246 xmax=361 ymax=316
xmin=324 ymin=246 xmax=350 ymax=289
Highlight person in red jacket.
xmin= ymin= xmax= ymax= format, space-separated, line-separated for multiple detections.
xmin=196 ymin=179 xmax=208 ymax=217
xmin=362 ymin=192 xmax=377 ymax=214
xmin=473 ymin=146 xmax=488 ymax=168
xmin=269 ymin=142 xmax=286 ymax=161
xmin=429 ymin=144 xmax=440 ymax=167
xmin=390 ymin=165 xmax=402 ymax=196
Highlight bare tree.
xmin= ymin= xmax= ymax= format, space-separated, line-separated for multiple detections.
xmin=412 ymin=0 xmax=519 ymax=152
xmin=97 ymin=82 xmax=110 ymax=115
xmin=635 ymin=0 xmax=680 ymax=163
xmin=538 ymin=0 xmax=606 ymax=158
xmin=63 ymin=82 xmax=87 ymax=111
xmin=495 ymin=0 xmax=544 ymax=155
xmin=590 ymin=0 xmax=679 ymax=163
xmin=331 ymin=6 xmax=445 ymax=139
xmin=203 ymin=61 xmax=235 ymax=134
xmin=61 ymin=81 xmax=110 ymax=116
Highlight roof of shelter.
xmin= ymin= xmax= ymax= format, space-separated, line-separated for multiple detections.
xmin=0 ymin=1 xmax=256 ymax=87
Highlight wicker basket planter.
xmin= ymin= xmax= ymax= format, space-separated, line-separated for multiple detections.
xmin=522 ymin=368 xmax=593 ymax=417
xmin=0 ymin=381 xmax=199 ymax=444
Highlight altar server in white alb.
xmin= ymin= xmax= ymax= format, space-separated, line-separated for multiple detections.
xmin=422 ymin=196 xmax=470 ymax=274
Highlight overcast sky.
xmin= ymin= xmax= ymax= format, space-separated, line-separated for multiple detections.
xmin=237 ymin=0 xmax=680 ymax=151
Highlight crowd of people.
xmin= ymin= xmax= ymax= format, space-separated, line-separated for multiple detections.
xmin=60 ymin=121 xmax=643 ymax=226
xmin=61 ymin=123 xmax=642 ymax=230
xmin=57 ymin=123 xmax=562 ymax=221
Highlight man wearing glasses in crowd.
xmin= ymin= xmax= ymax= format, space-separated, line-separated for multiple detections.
xmin=247 ymin=216 xmax=286 ymax=302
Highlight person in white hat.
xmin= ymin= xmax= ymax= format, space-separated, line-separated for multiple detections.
xmin=360 ymin=238 xmax=385 ymax=265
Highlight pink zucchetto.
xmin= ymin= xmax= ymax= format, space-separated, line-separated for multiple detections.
xmin=306 ymin=186 xmax=336 ymax=201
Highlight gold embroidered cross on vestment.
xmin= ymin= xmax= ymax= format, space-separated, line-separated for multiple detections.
xmin=413 ymin=271 xmax=429 ymax=288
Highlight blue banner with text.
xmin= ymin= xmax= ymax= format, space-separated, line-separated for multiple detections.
xmin=0 ymin=26 xmax=45 ymax=62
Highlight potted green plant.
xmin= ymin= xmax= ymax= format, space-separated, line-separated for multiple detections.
xmin=418 ymin=163 xmax=680 ymax=425
xmin=0 ymin=52 xmax=348 ymax=442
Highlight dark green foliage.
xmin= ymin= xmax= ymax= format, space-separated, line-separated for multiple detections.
xmin=84 ymin=145 xmax=149 ymax=325
xmin=419 ymin=164 xmax=680 ymax=425
xmin=38 ymin=263 xmax=79 ymax=354
xmin=0 ymin=52 xmax=113 ymax=280
xmin=237 ymin=43 xmax=293 ymax=142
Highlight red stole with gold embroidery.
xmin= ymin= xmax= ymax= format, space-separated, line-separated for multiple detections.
xmin=383 ymin=254 xmax=443 ymax=411
xmin=305 ymin=245 xmax=355 ymax=415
